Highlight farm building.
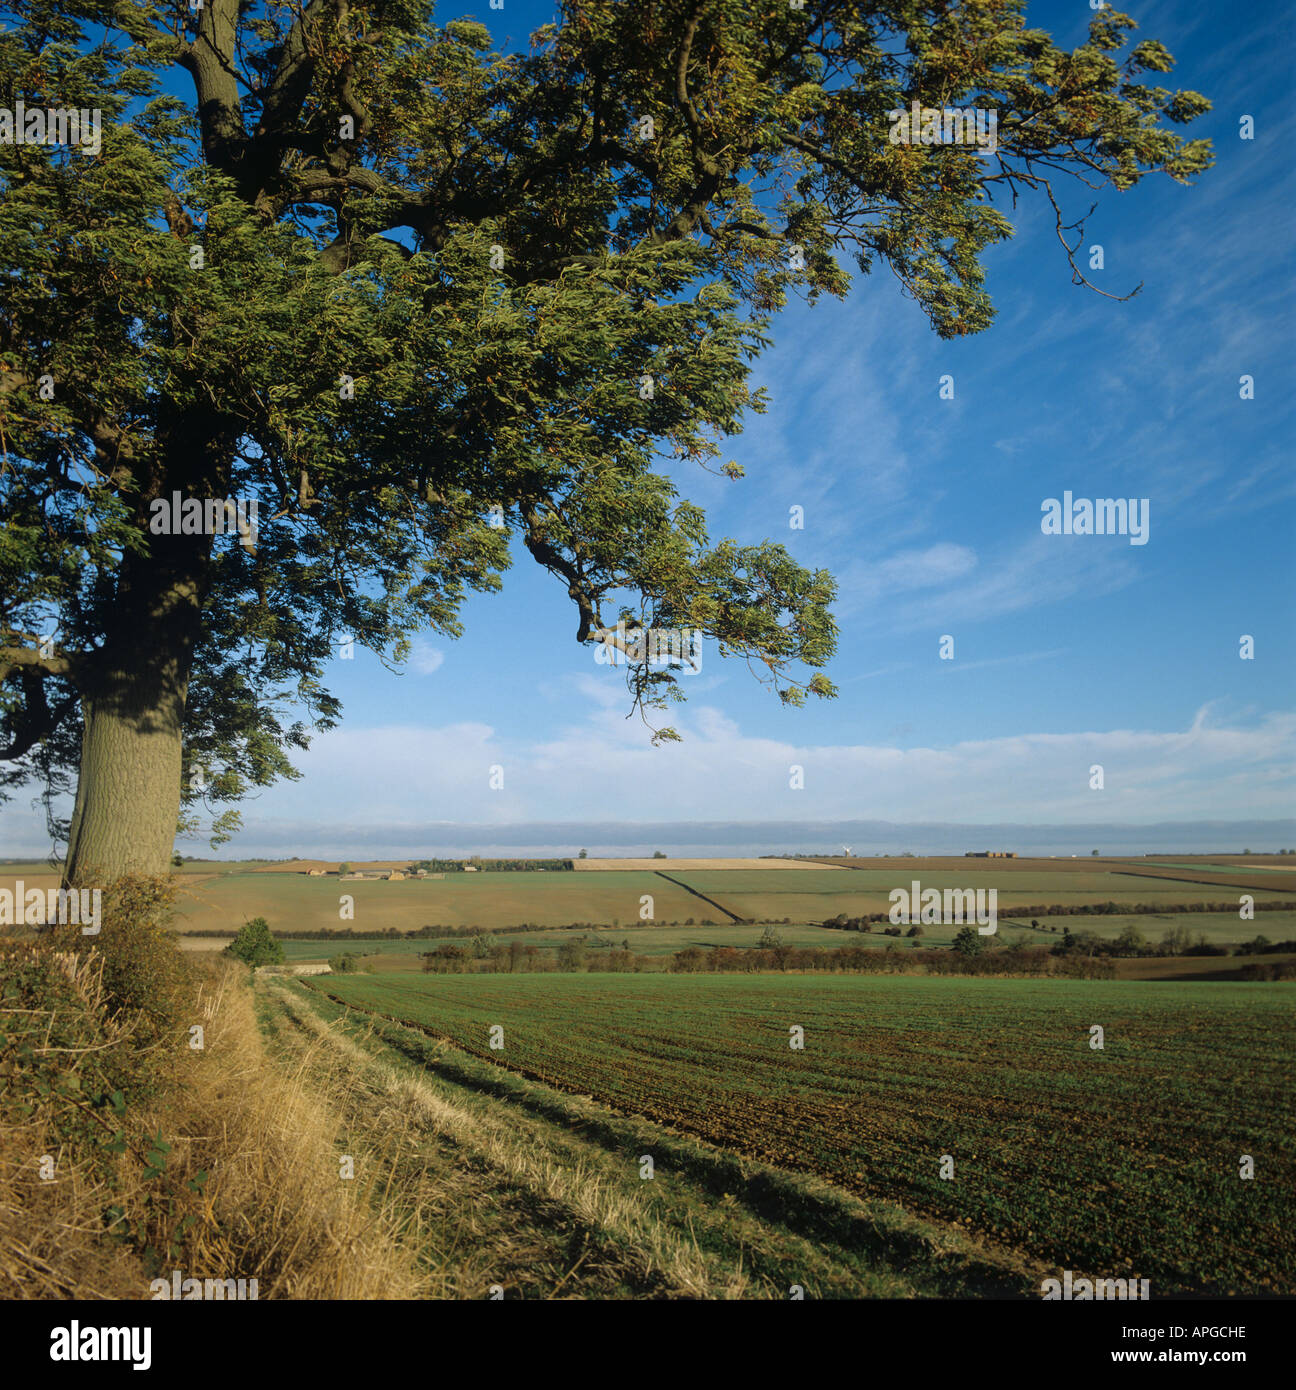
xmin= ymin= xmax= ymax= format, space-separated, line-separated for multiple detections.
xmin=965 ymin=851 xmax=1016 ymax=858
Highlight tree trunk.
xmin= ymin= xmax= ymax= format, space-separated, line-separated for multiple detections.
xmin=64 ymin=683 xmax=186 ymax=884
xmin=63 ymin=534 xmax=210 ymax=888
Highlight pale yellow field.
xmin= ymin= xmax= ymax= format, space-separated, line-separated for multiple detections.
xmin=572 ymin=858 xmax=844 ymax=871
xmin=245 ymin=859 xmax=412 ymax=874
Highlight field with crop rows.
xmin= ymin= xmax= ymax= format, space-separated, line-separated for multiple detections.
xmin=307 ymin=972 xmax=1296 ymax=1295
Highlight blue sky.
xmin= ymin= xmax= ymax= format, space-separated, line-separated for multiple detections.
xmin=5 ymin=0 xmax=1294 ymax=858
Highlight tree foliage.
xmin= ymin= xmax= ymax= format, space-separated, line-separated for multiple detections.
xmin=0 ymin=1 xmax=1211 ymax=871
xmin=225 ymin=916 xmax=284 ymax=967
xmin=950 ymin=924 xmax=987 ymax=955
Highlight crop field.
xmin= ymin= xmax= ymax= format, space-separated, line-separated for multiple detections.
xmin=1101 ymin=864 xmax=1296 ymax=893
xmin=166 ymin=869 xmax=706 ymax=935
xmin=1141 ymin=861 xmax=1296 ymax=874
xmin=232 ymin=909 xmax=1296 ymax=972
xmin=664 ymin=866 xmax=1296 ymax=926
xmin=5 ymin=856 xmax=1291 ymax=948
xmin=571 ymin=857 xmax=838 ymax=871
xmin=306 ymin=971 xmax=1296 ymax=1295
xmin=1135 ymin=856 xmax=1294 ymax=869
xmin=994 ymin=910 xmax=1296 ymax=949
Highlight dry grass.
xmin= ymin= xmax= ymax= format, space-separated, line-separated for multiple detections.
xmin=0 ymin=948 xmax=151 ymax=1299
xmin=133 ymin=959 xmax=429 ymax=1298
xmin=0 ymin=935 xmax=429 ymax=1300
xmin=268 ymin=982 xmax=752 ymax=1298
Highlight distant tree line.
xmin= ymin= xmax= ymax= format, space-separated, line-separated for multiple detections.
xmin=413 ymin=858 xmax=574 ymax=872
xmin=422 ymin=937 xmax=643 ymax=974
xmin=1237 ymin=960 xmax=1296 ymax=980
xmin=185 ymin=916 xmax=743 ymax=940
xmin=667 ymin=943 xmax=1114 ymax=979
xmin=421 ymin=936 xmax=1115 ymax=979
xmin=1050 ymin=926 xmax=1296 ymax=960
xmin=822 ymin=899 xmax=1294 ymax=930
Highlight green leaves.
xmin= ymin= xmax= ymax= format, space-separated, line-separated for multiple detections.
xmin=225 ymin=917 xmax=285 ymax=968
xmin=142 ymin=1128 xmax=171 ymax=1182
xmin=0 ymin=0 xmax=1212 ymax=825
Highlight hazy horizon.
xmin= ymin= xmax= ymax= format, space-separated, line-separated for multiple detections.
xmin=7 ymin=818 xmax=1294 ymax=864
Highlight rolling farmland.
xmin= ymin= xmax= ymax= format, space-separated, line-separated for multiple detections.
xmin=664 ymin=865 xmax=1296 ymax=924
xmin=244 ymin=910 xmax=1296 ymax=970
xmin=99 ymin=856 xmax=1296 ymax=940
xmin=7 ymin=855 xmax=1290 ymax=953
xmin=303 ymin=971 xmax=1296 ymax=1295
xmin=163 ymin=868 xmax=706 ymax=935
xmin=6 ymin=850 xmax=1294 ymax=1299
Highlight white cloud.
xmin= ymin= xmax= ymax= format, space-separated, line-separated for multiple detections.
xmin=231 ymin=703 xmax=1296 ymax=826
xmin=848 ymin=543 xmax=978 ymax=603
xmin=3 ymin=702 xmax=1289 ymax=856
xmin=838 ymin=535 xmax=1141 ymax=628
xmin=409 ymin=640 xmax=445 ymax=675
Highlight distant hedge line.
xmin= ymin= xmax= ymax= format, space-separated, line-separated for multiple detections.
xmin=183 ymin=918 xmax=726 ymax=940
xmin=412 ymin=859 xmax=573 ymax=872
xmin=668 ymin=944 xmax=1115 ymax=978
xmin=823 ymin=899 xmax=1294 ymax=930
xmin=417 ymin=942 xmax=1118 ymax=979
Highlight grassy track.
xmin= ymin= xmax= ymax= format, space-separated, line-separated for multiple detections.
xmin=305 ymin=972 xmax=1296 ymax=1295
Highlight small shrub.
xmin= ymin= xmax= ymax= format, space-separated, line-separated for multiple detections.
xmin=226 ymin=918 xmax=284 ymax=969
xmin=951 ymin=925 xmax=987 ymax=956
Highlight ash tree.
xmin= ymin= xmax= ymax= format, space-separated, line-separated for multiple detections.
xmin=0 ymin=1 xmax=1210 ymax=885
